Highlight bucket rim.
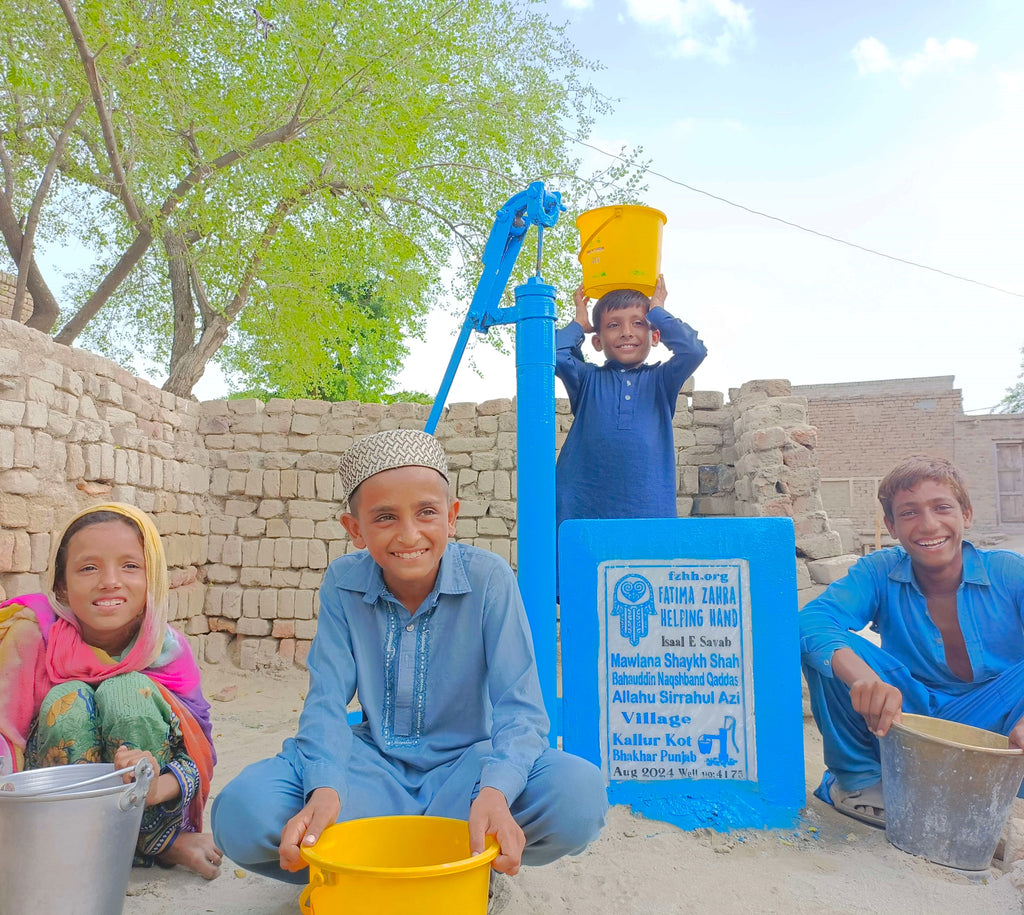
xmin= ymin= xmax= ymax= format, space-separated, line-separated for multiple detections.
xmin=300 ymin=815 xmax=500 ymax=877
xmin=575 ymin=203 xmax=667 ymax=226
xmin=889 ymin=713 xmax=1024 ymax=757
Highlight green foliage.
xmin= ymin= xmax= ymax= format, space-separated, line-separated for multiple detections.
xmin=0 ymin=0 xmax=645 ymax=397
xmin=1000 ymin=345 xmax=1024 ymax=413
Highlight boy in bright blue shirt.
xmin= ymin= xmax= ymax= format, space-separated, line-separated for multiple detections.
xmin=555 ymin=275 xmax=707 ymax=530
xmin=801 ymin=456 xmax=1024 ymax=827
xmin=211 ymin=429 xmax=607 ymax=882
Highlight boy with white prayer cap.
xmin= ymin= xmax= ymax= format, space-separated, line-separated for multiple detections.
xmin=212 ymin=429 xmax=607 ymax=882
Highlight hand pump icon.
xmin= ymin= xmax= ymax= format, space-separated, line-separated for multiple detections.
xmin=698 ymin=716 xmax=739 ymax=767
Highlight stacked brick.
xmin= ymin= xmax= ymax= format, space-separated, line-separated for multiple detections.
xmin=0 ymin=271 xmax=33 ymax=323
xmin=728 ymin=380 xmax=855 ymax=604
xmin=0 ymin=319 xmax=209 ymax=624
xmin=0 ymin=316 xmax=852 ymax=668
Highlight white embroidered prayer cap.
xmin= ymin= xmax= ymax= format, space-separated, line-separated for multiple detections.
xmin=338 ymin=429 xmax=449 ymax=504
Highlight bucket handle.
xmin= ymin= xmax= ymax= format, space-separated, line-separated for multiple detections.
xmin=119 ymin=758 xmax=154 ymax=811
xmin=577 ymin=209 xmax=622 ymax=259
xmin=299 ymin=870 xmax=326 ymax=914
xmin=1 ymin=759 xmax=153 ymax=803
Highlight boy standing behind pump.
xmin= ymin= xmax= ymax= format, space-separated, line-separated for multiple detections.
xmin=555 ymin=275 xmax=707 ymax=530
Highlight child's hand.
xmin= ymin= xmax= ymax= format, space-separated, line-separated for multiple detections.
xmin=279 ymin=786 xmax=341 ymax=872
xmin=114 ymin=745 xmax=163 ymax=806
xmin=651 ymin=274 xmax=667 ymax=310
xmin=573 ymin=284 xmax=594 ymax=333
xmin=469 ymin=786 xmax=525 ymax=876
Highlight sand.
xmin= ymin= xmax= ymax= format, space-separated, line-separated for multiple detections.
xmin=118 ymin=661 xmax=1024 ymax=915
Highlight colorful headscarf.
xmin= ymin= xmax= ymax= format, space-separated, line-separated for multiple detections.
xmin=47 ymin=502 xmax=169 ymax=672
xmin=0 ymin=503 xmax=214 ymax=830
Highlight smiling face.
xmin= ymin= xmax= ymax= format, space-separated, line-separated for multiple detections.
xmin=57 ymin=519 xmax=148 ymax=654
xmin=591 ymin=303 xmax=661 ymax=366
xmin=341 ymin=465 xmax=458 ymax=611
xmin=884 ymin=479 xmax=973 ymax=580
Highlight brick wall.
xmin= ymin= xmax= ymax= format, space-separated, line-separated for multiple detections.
xmin=1 ymin=317 xmax=845 ymax=668
xmin=954 ymin=414 xmax=1024 ymax=527
xmin=0 ymin=271 xmax=33 ymax=323
xmin=793 ymin=377 xmax=964 ymax=546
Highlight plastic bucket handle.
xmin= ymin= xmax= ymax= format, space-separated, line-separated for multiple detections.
xmin=578 ymin=210 xmax=621 ymax=257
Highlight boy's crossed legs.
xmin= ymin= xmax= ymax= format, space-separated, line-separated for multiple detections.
xmin=212 ymin=737 xmax=608 ymax=884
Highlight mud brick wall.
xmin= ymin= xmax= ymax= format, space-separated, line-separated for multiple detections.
xmin=1 ymin=317 xmax=847 ymax=668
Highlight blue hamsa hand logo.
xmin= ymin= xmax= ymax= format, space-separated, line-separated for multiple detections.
xmin=611 ymin=573 xmax=657 ymax=647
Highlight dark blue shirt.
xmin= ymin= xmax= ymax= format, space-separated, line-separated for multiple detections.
xmin=555 ymin=307 xmax=707 ymax=528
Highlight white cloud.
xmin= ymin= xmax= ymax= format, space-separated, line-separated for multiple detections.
xmin=851 ymin=37 xmax=892 ymax=75
xmin=561 ymin=0 xmax=593 ymax=9
xmin=852 ymin=36 xmax=977 ymax=80
xmin=625 ymin=0 xmax=753 ymax=64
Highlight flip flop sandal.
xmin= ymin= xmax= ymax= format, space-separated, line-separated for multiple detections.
xmin=813 ymin=771 xmax=886 ymax=828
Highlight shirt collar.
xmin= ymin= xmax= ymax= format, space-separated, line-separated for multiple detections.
xmin=336 ymin=542 xmax=473 ymax=608
xmin=888 ymin=540 xmax=989 ymax=589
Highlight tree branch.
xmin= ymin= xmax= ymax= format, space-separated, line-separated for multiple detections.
xmin=53 ymin=229 xmax=153 ymax=344
xmin=12 ymin=97 xmax=89 ymax=322
xmin=0 ymin=192 xmax=61 ymax=330
xmin=55 ymin=0 xmax=143 ymax=224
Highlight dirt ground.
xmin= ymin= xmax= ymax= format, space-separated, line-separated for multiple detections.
xmin=119 ymin=656 xmax=1024 ymax=915
xmin=115 ymin=533 xmax=1024 ymax=913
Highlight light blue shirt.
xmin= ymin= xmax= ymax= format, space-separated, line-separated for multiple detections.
xmin=287 ymin=542 xmax=549 ymax=808
xmin=800 ymin=542 xmax=1024 ymax=695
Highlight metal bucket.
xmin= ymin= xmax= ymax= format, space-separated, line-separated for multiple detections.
xmin=880 ymin=714 xmax=1024 ymax=870
xmin=0 ymin=760 xmax=152 ymax=915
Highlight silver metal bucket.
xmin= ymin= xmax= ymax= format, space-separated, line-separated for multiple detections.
xmin=0 ymin=760 xmax=153 ymax=915
xmin=880 ymin=713 xmax=1024 ymax=870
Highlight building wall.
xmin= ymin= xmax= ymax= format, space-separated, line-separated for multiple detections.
xmin=954 ymin=414 xmax=1024 ymax=527
xmin=1 ymin=318 xmax=843 ymax=669
xmin=793 ymin=377 xmax=964 ymax=547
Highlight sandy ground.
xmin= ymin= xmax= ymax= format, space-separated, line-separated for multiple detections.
xmin=120 ymin=532 xmax=1024 ymax=913
xmin=117 ymin=658 xmax=1024 ymax=915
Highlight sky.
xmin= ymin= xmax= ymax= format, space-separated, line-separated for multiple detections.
xmin=380 ymin=0 xmax=1024 ymax=414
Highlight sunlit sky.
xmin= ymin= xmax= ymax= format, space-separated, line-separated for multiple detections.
xmin=382 ymin=0 xmax=1024 ymax=414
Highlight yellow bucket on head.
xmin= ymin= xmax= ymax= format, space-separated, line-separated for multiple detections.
xmin=576 ymin=204 xmax=667 ymax=299
xmin=299 ymin=815 xmax=499 ymax=915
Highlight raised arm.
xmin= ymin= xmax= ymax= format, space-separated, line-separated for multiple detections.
xmin=646 ymin=276 xmax=707 ymax=393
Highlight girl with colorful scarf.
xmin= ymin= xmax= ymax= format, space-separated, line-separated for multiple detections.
xmin=0 ymin=503 xmax=221 ymax=879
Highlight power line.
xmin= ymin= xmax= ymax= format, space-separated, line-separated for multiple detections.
xmin=571 ymin=137 xmax=1024 ymax=300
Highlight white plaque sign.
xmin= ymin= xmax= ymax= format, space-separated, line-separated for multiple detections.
xmin=597 ymin=558 xmax=756 ymax=782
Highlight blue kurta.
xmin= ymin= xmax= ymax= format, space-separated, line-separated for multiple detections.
xmin=211 ymin=542 xmax=608 ymax=882
xmin=800 ymin=542 xmax=1024 ymax=789
xmin=554 ymin=307 xmax=707 ymax=529
xmin=292 ymin=542 xmax=549 ymax=807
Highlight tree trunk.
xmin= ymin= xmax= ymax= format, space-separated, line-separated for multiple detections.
xmin=163 ymin=318 xmax=229 ymax=398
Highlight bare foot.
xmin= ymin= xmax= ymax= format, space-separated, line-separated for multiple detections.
xmin=158 ymin=831 xmax=223 ymax=879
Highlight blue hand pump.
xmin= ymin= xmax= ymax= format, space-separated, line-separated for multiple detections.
xmin=424 ymin=182 xmax=564 ymax=738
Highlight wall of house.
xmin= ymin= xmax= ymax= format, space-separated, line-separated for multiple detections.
xmin=793 ymin=376 xmax=965 ymax=547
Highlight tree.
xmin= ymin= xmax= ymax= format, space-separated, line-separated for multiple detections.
xmin=0 ymin=0 xmax=637 ymax=397
xmin=226 ymin=280 xmax=422 ymax=401
xmin=1001 ymin=345 xmax=1024 ymax=413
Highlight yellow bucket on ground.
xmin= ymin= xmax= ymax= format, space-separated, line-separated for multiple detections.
xmin=880 ymin=714 xmax=1024 ymax=870
xmin=299 ymin=815 xmax=499 ymax=915
xmin=576 ymin=204 xmax=667 ymax=299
